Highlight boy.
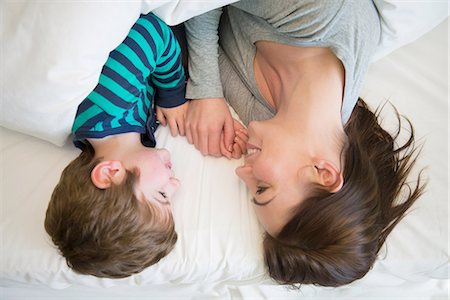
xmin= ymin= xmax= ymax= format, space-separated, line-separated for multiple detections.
xmin=45 ymin=13 xmax=187 ymax=278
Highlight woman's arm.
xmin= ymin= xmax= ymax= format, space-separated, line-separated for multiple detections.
xmin=185 ymin=8 xmax=223 ymax=99
xmin=184 ymin=8 xmax=235 ymax=158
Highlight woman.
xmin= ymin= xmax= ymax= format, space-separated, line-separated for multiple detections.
xmin=184 ymin=0 xmax=425 ymax=286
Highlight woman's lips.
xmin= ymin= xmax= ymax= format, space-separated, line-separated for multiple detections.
xmin=246 ymin=143 xmax=261 ymax=157
xmin=246 ymin=143 xmax=260 ymax=150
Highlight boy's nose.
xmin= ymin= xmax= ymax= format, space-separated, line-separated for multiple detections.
xmin=157 ymin=148 xmax=171 ymax=162
xmin=166 ymin=178 xmax=181 ymax=201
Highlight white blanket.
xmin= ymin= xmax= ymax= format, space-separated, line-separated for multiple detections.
xmin=0 ymin=1 xmax=448 ymax=299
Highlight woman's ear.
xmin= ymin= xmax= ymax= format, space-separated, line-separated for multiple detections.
xmin=91 ymin=160 xmax=126 ymax=189
xmin=314 ymin=160 xmax=344 ymax=193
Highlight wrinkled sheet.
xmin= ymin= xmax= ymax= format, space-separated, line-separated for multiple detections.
xmin=1 ymin=15 xmax=448 ymax=300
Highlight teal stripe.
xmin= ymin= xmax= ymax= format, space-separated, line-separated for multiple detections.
xmin=72 ymin=105 xmax=103 ymax=133
xmin=110 ymin=117 xmax=121 ymax=129
xmin=145 ymin=85 xmax=153 ymax=109
xmin=156 ymin=48 xmax=180 ymax=73
xmin=146 ymin=84 xmax=154 ymax=98
xmin=105 ymin=57 xmax=144 ymax=87
xmin=136 ymin=96 xmax=147 ymax=122
xmin=128 ymin=29 xmax=156 ymax=69
xmin=137 ymin=18 xmax=165 ymax=57
xmin=158 ymin=37 xmax=180 ymax=64
xmin=115 ymin=43 xmax=147 ymax=75
xmin=157 ymin=40 xmax=178 ymax=64
xmin=124 ymin=110 xmax=142 ymax=127
xmin=92 ymin=122 xmax=104 ymax=132
xmin=153 ymin=64 xmax=183 ymax=80
xmin=98 ymin=74 xmax=138 ymax=104
xmin=89 ymin=90 xmax=127 ymax=116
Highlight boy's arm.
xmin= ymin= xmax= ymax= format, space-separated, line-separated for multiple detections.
xmin=151 ymin=16 xmax=186 ymax=109
xmin=150 ymin=16 xmax=188 ymax=136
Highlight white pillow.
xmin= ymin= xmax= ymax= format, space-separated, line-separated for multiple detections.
xmin=373 ymin=0 xmax=449 ymax=61
xmin=0 ymin=1 xmax=237 ymax=146
xmin=0 ymin=124 xmax=266 ymax=289
xmin=149 ymin=0 xmax=238 ymax=25
xmin=1 ymin=0 xmax=447 ymax=146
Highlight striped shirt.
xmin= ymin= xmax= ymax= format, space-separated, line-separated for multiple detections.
xmin=72 ymin=13 xmax=186 ymax=149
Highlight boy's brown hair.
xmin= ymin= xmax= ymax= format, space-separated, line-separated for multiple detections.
xmin=44 ymin=144 xmax=177 ymax=278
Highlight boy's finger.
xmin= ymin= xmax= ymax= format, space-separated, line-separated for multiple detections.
xmin=235 ymin=130 xmax=249 ymax=144
xmin=156 ymin=109 xmax=166 ymax=126
xmin=237 ymin=128 xmax=249 ymax=139
xmin=186 ymin=127 xmax=193 ymax=144
xmin=235 ymin=135 xmax=247 ymax=154
xmin=231 ymin=143 xmax=242 ymax=159
xmin=168 ymin=118 xmax=179 ymax=137
xmin=178 ymin=116 xmax=185 ymax=136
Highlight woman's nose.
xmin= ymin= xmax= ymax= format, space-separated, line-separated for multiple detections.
xmin=247 ymin=120 xmax=264 ymax=140
xmin=235 ymin=165 xmax=256 ymax=190
xmin=247 ymin=121 xmax=258 ymax=135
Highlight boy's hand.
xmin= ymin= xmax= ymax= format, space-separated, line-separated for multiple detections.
xmin=156 ymin=101 xmax=189 ymax=137
xmin=221 ymin=118 xmax=248 ymax=159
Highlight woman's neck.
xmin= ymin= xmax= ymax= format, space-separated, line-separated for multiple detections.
xmin=254 ymin=41 xmax=346 ymax=158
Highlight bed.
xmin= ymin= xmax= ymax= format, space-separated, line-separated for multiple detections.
xmin=1 ymin=1 xmax=448 ymax=299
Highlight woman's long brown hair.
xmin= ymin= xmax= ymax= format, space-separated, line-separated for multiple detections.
xmin=263 ymin=98 xmax=426 ymax=287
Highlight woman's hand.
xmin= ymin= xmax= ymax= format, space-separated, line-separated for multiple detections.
xmin=156 ymin=101 xmax=189 ymax=137
xmin=185 ymin=98 xmax=234 ymax=157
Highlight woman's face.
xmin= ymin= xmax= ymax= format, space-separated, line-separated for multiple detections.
xmin=235 ymin=118 xmax=312 ymax=236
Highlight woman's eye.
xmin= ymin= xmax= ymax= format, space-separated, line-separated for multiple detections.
xmin=256 ymin=186 xmax=268 ymax=195
xmin=159 ymin=191 xmax=167 ymax=199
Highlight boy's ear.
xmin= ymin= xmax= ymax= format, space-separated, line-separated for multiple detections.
xmin=91 ymin=160 xmax=126 ymax=189
xmin=314 ymin=160 xmax=344 ymax=193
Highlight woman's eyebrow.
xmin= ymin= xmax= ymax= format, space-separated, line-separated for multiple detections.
xmin=252 ymin=197 xmax=274 ymax=206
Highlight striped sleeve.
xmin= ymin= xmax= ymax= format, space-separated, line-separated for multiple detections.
xmin=141 ymin=14 xmax=186 ymax=108
xmin=71 ymin=13 xmax=185 ymax=148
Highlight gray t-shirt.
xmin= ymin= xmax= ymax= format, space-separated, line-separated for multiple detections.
xmin=185 ymin=0 xmax=381 ymax=124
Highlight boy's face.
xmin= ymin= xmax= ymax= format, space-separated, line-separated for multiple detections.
xmin=129 ymin=147 xmax=180 ymax=212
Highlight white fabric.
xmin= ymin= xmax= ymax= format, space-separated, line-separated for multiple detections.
xmin=0 ymin=120 xmax=265 ymax=289
xmin=372 ymin=0 xmax=449 ymax=61
xmin=0 ymin=0 xmax=238 ymax=147
xmin=0 ymin=0 xmax=447 ymax=147
xmin=0 ymin=18 xmax=449 ymax=298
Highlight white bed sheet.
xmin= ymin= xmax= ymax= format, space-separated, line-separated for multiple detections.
xmin=1 ymin=15 xmax=448 ymax=300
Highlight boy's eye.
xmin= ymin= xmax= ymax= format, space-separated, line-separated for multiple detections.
xmin=155 ymin=191 xmax=170 ymax=205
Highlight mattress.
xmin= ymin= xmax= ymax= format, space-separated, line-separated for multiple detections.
xmin=1 ymin=11 xmax=448 ymax=300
